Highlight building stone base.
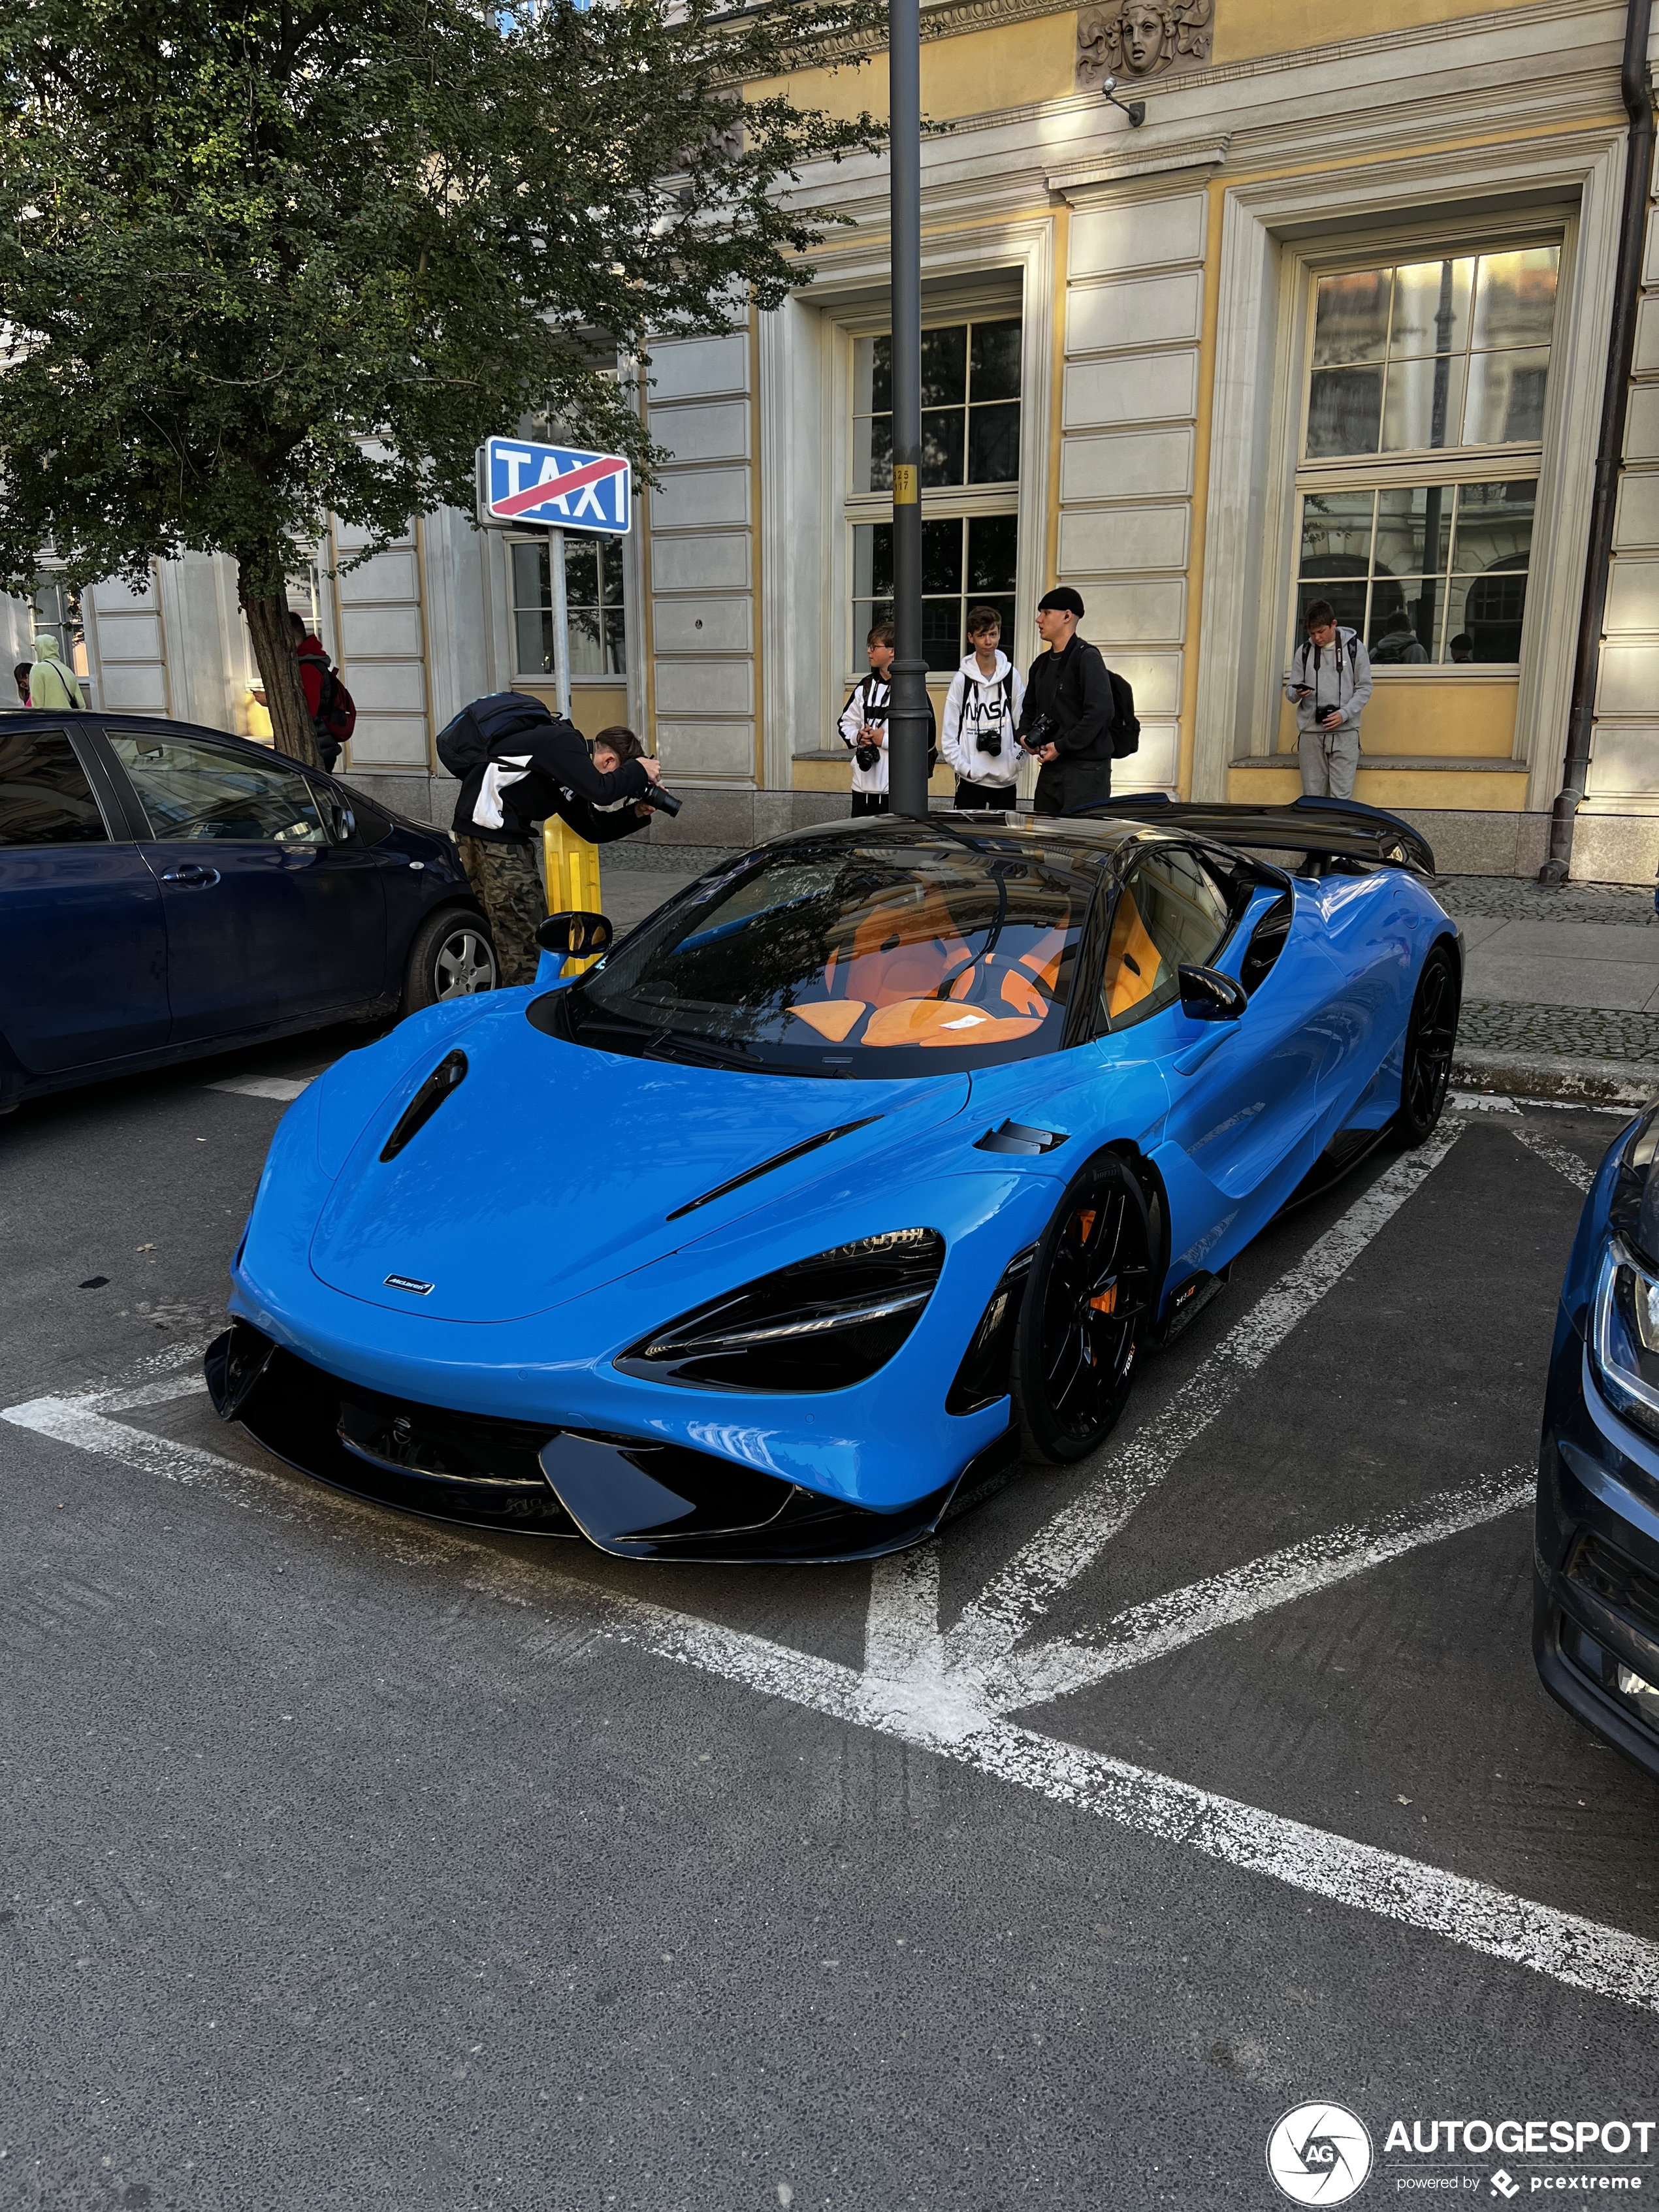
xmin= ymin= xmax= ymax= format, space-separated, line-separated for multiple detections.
xmin=340 ymin=771 xmax=1659 ymax=890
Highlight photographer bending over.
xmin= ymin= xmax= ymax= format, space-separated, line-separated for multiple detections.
xmin=941 ymin=605 xmax=1025 ymax=811
xmin=443 ymin=693 xmax=661 ymax=987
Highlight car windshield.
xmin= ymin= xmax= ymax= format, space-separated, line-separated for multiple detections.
xmin=566 ymin=837 xmax=1095 ymax=1076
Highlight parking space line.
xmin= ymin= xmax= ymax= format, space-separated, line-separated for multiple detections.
xmin=9 ymin=1336 xmax=1659 ymax=2013
xmin=203 ymin=1076 xmax=314 ymax=1102
xmin=939 ymin=1122 xmax=1468 ymax=1676
xmin=1511 ymin=1123 xmax=1599 ymax=1196
xmin=981 ymin=1464 xmax=1532 ymax=1714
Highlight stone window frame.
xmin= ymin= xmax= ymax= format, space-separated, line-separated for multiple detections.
xmin=840 ymin=299 xmax=1026 ymax=685
xmin=756 ymin=217 xmax=1057 ymax=786
xmin=1193 ymin=129 xmax=1626 ymax=812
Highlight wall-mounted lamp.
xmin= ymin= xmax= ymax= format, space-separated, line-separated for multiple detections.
xmin=1099 ymin=72 xmax=1146 ymax=126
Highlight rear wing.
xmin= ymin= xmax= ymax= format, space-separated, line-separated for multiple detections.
xmin=1069 ymin=793 xmax=1436 ymax=878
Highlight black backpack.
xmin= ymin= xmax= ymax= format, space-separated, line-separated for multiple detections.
xmin=436 ymin=690 xmax=556 ymax=779
xmin=1108 ymin=669 xmax=1140 ymax=759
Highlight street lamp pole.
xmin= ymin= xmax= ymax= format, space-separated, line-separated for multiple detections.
xmin=885 ymin=0 xmax=929 ymax=820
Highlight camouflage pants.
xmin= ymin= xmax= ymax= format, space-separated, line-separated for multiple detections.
xmin=454 ymin=834 xmax=545 ymax=988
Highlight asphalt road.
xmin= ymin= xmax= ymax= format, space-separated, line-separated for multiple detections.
xmin=3 ymin=996 xmax=1659 ymax=2209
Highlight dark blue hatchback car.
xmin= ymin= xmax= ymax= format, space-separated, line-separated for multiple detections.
xmin=0 ymin=710 xmax=496 ymax=1111
xmin=1535 ymin=1098 xmax=1659 ymax=1776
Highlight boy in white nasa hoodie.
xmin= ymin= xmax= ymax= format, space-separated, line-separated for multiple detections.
xmin=941 ymin=605 xmax=1025 ymax=811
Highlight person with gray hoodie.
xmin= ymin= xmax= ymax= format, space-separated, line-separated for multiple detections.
xmin=1284 ymin=598 xmax=1372 ymax=799
xmin=941 ymin=605 xmax=1025 ymax=811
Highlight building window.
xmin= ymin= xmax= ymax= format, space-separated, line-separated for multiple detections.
xmin=31 ymin=577 xmax=88 ymax=678
xmin=1293 ymin=246 xmax=1557 ymax=664
xmin=510 ymin=534 xmax=626 ymax=679
xmin=851 ymin=515 xmax=1018 ymax=671
xmin=847 ymin=313 xmax=1021 ymax=673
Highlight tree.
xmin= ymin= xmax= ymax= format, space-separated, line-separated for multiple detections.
xmin=0 ymin=0 xmax=878 ymax=762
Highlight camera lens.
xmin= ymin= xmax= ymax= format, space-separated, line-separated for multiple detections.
xmin=645 ymin=786 xmax=683 ymax=817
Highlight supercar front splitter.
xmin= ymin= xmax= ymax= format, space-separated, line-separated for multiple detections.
xmin=205 ymin=1321 xmax=1010 ymax=1563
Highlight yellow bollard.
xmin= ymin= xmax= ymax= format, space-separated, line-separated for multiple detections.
xmin=542 ymin=816 xmax=604 ymax=974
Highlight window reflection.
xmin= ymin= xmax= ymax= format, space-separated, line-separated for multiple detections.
xmin=1308 ymin=247 xmax=1557 ymax=457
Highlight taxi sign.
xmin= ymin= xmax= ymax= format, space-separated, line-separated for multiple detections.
xmin=482 ymin=436 xmax=631 ymax=534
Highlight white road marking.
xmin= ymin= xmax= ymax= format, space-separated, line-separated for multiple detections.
xmin=1511 ymin=1123 xmax=1598 ymax=1196
xmin=9 ymin=1132 xmax=1659 ymax=2016
xmin=203 ymin=1076 xmax=313 ymax=1102
xmin=1451 ymin=1092 xmax=1521 ymax=1114
xmin=980 ymin=1464 xmax=1532 ymax=1714
xmin=939 ymin=1121 xmax=1466 ymax=1676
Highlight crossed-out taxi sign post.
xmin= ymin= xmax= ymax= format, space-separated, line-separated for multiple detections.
xmin=478 ymin=436 xmax=632 ymax=718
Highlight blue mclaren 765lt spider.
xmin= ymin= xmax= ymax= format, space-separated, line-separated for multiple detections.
xmin=207 ymin=795 xmax=1462 ymax=1563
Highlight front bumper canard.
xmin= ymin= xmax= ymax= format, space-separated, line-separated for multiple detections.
xmin=205 ymin=1321 xmax=1012 ymax=1563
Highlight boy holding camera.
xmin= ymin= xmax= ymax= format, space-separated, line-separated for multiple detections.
xmin=941 ymin=605 xmax=1025 ymax=811
xmin=838 ymin=620 xmax=936 ymax=816
xmin=1285 ymin=599 xmax=1372 ymax=799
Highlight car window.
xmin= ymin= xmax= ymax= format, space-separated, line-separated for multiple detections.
xmin=571 ymin=839 xmax=1088 ymax=1074
xmin=0 ymin=726 xmax=109 ymax=846
xmin=108 ymin=732 xmax=327 ymax=845
xmin=1101 ymin=846 xmax=1233 ymax=1031
xmin=306 ymin=777 xmax=355 ymax=843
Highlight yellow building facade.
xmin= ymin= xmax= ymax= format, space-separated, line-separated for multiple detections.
xmin=615 ymin=0 xmax=1656 ymax=877
xmin=15 ymin=0 xmax=1652 ymax=880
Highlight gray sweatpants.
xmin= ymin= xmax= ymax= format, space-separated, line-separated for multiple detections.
xmin=1298 ymin=723 xmax=1361 ymax=799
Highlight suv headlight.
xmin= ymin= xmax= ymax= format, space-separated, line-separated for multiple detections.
xmin=617 ymin=1229 xmax=944 ymax=1394
xmin=1590 ymin=1237 xmax=1659 ymax=1443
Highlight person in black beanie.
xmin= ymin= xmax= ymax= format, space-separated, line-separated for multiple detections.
xmin=1016 ymin=587 xmax=1116 ymax=818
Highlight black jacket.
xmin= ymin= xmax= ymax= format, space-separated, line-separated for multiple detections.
xmin=453 ymin=716 xmax=651 ymax=844
xmin=1018 ymin=635 xmax=1115 ymax=763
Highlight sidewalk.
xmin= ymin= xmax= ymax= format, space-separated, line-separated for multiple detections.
xmin=1440 ymin=874 xmax=1659 ymax=1104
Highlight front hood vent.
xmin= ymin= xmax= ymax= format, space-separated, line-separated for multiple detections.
xmin=380 ymin=1050 xmax=468 ymax=1162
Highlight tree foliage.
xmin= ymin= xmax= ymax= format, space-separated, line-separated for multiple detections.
xmin=0 ymin=0 xmax=879 ymax=756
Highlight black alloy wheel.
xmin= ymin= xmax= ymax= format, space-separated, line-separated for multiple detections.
xmin=1394 ymin=940 xmax=1460 ymax=1146
xmin=1013 ymin=1149 xmax=1153 ymax=1464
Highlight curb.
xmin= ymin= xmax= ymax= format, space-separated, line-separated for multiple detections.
xmin=1453 ymin=1046 xmax=1659 ymax=1108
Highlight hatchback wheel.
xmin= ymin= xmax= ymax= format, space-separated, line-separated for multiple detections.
xmin=402 ymin=910 xmax=498 ymax=1016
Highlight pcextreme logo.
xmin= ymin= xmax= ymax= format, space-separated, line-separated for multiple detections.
xmin=1266 ymin=2103 xmax=1375 ymax=2204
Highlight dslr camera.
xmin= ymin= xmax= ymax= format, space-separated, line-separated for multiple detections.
xmin=854 ymin=740 xmax=882 ymax=773
xmin=974 ymin=723 xmax=1005 ymax=756
xmin=1020 ymin=712 xmax=1056 ymax=756
xmin=640 ymin=782 xmax=683 ymax=817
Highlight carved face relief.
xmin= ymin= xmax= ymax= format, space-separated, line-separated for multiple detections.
xmin=1120 ymin=1 xmax=1166 ymax=72
xmin=1074 ymin=0 xmax=1213 ymax=90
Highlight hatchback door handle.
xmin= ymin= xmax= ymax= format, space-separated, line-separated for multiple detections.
xmin=159 ymin=864 xmax=221 ymax=888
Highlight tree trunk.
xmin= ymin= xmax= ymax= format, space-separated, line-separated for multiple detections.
xmin=239 ymin=575 xmax=321 ymax=769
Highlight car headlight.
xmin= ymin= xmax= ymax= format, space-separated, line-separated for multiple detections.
xmin=1590 ymin=1237 xmax=1659 ymax=1443
xmin=617 ymin=1229 xmax=945 ymax=1394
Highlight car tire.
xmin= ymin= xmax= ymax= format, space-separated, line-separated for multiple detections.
xmin=1393 ymin=940 xmax=1460 ymax=1147
xmin=401 ymin=908 xmax=498 ymax=1016
xmin=1012 ymin=1147 xmax=1154 ymax=1466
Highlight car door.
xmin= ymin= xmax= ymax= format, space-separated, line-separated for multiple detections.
xmin=1101 ymin=844 xmax=1347 ymax=1247
xmin=0 ymin=720 xmax=170 ymax=1074
xmin=102 ymin=728 xmax=387 ymax=1041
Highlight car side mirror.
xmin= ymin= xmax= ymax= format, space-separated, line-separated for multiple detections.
xmin=536 ymin=910 xmax=613 ymax=959
xmin=1178 ymin=965 xmax=1248 ymax=1022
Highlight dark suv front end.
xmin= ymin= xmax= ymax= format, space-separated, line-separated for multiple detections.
xmin=1535 ymin=1100 xmax=1659 ymax=1776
